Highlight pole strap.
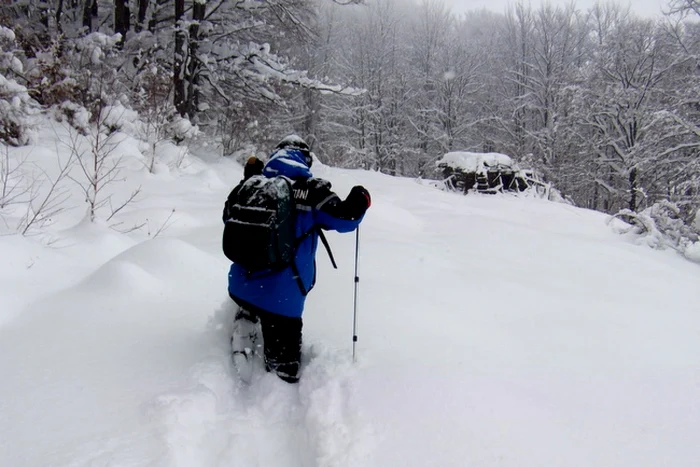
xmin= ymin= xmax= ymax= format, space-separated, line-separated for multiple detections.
xmin=318 ymin=229 xmax=338 ymax=269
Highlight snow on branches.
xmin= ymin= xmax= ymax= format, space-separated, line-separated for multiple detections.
xmin=610 ymin=200 xmax=700 ymax=264
xmin=0 ymin=26 xmax=34 ymax=146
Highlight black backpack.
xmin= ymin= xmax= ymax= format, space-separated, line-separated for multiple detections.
xmin=223 ymin=175 xmax=296 ymax=272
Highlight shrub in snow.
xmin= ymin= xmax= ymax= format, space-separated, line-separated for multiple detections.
xmin=169 ymin=115 xmax=200 ymax=143
xmin=61 ymin=97 xmax=141 ymax=224
xmin=0 ymin=26 xmax=34 ymax=146
xmin=101 ymin=102 xmax=140 ymax=135
xmin=53 ymin=102 xmax=91 ymax=135
xmin=135 ymin=108 xmax=199 ymax=172
xmin=1 ymin=141 xmax=74 ymax=236
xmin=55 ymin=100 xmax=142 ymax=140
xmin=517 ymin=181 xmax=570 ymax=204
xmin=135 ymin=112 xmax=195 ymax=173
xmin=27 ymin=33 xmax=124 ymax=118
xmin=684 ymin=241 xmax=700 ymax=263
xmin=0 ymin=75 xmax=33 ymax=146
xmin=128 ymin=63 xmax=199 ymax=171
xmin=610 ymin=200 xmax=700 ymax=263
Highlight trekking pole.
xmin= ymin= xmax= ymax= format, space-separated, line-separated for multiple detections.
xmin=352 ymin=226 xmax=360 ymax=362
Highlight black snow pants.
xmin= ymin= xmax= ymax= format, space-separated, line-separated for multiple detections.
xmin=234 ymin=305 xmax=302 ymax=384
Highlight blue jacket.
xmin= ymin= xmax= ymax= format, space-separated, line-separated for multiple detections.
xmin=224 ymin=148 xmax=366 ymax=318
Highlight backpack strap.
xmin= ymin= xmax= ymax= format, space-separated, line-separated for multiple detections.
xmin=317 ymin=229 xmax=338 ymax=269
xmin=288 ymin=227 xmax=338 ymax=296
xmin=290 ymin=261 xmax=309 ymax=297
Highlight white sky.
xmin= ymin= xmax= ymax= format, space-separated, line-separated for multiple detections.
xmin=447 ymin=0 xmax=671 ymax=17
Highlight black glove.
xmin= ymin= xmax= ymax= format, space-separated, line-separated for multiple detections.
xmin=347 ymin=185 xmax=371 ymax=211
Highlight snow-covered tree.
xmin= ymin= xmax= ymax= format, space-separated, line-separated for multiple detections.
xmin=575 ymin=15 xmax=681 ymax=211
xmin=0 ymin=25 xmax=33 ymax=146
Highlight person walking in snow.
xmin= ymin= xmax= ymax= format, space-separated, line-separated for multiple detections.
xmin=222 ymin=135 xmax=371 ymax=383
xmin=242 ymin=155 xmax=264 ymax=180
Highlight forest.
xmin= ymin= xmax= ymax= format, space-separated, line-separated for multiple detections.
xmin=2 ymin=0 xmax=700 ymax=219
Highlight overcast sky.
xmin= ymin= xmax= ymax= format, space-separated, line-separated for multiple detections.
xmin=446 ymin=0 xmax=671 ymax=17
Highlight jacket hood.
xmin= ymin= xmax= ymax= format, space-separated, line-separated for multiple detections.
xmin=262 ymin=148 xmax=312 ymax=180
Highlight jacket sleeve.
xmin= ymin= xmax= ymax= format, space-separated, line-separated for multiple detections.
xmin=312 ymin=181 xmax=367 ymax=233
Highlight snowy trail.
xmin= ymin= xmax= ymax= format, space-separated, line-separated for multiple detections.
xmin=149 ymin=303 xmax=372 ymax=467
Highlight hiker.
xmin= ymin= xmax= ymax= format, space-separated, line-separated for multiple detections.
xmin=243 ymin=156 xmax=264 ymax=180
xmin=221 ymin=156 xmax=264 ymax=224
xmin=222 ymin=135 xmax=371 ymax=383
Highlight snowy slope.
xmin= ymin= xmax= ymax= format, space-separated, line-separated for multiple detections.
xmin=1 ymin=133 xmax=699 ymax=467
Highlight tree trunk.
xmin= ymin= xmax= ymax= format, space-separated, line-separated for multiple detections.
xmin=185 ymin=1 xmax=206 ymax=119
xmin=629 ymin=167 xmax=639 ymax=211
xmin=56 ymin=0 xmax=65 ymax=30
xmin=136 ymin=0 xmax=149 ymax=32
xmin=82 ymin=0 xmax=95 ymax=32
xmin=39 ymin=1 xmax=50 ymax=29
xmin=114 ymin=0 xmax=130 ymax=48
xmin=174 ymin=0 xmax=186 ymax=116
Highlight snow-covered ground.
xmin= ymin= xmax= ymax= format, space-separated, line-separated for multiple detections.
xmin=1 ymin=123 xmax=699 ymax=467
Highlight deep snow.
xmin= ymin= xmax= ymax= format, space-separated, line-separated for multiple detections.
xmin=1 ymin=123 xmax=699 ymax=467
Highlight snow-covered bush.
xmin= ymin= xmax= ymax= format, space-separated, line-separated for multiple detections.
xmin=27 ymin=33 xmax=124 ymax=118
xmin=135 ymin=112 xmax=199 ymax=173
xmin=101 ymin=102 xmax=140 ymax=135
xmin=0 ymin=26 xmax=34 ymax=146
xmin=136 ymin=111 xmax=200 ymax=172
xmin=517 ymin=181 xmax=570 ymax=204
xmin=169 ymin=115 xmax=200 ymax=142
xmin=64 ymin=97 xmax=143 ymax=224
xmin=610 ymin=200 xmax=700 ymax=263
xmin=127 ymin=62 xmax=200 ymax=172
xmin=53 ymin=101 xmax=91 ymax=135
